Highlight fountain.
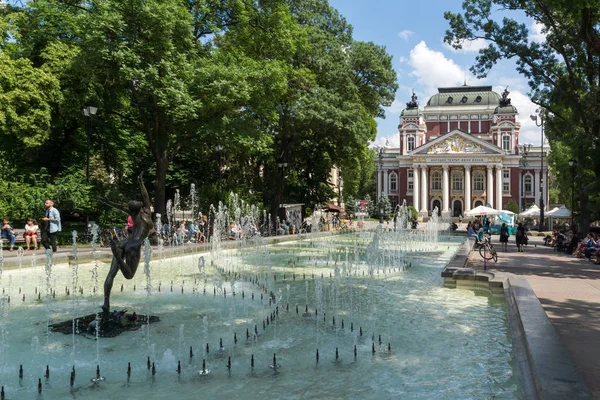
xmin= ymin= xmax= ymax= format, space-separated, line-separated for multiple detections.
xmin=0 ymin=201 xmax=521 ymax=398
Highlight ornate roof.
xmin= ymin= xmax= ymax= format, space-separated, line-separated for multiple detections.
xmin=426 ymin=85 xmax=501 ymax=107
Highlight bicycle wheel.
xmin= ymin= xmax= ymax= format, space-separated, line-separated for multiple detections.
xmin=479 ymin=244 xmax=495 ymax=260
xmin=491 ymin=247 xmax=498 ymax=262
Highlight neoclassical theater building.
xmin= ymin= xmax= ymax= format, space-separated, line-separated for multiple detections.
xmin=376 ymin=85 xmax=548 ymax=218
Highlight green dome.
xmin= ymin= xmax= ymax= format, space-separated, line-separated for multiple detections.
xmin=400 ymin=108 xmax=422 ymax=117
xmin=494 ymin=105 xmax=518 ymax=114
xmin=426 ymin=85 xmax=500 ymax=107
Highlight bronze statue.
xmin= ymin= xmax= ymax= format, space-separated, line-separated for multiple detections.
xmin=103 ymin=174 xmax=154 ymax=313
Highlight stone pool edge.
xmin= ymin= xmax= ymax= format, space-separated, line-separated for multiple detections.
xmin=441 ymin=242 xmax=593 ymax=400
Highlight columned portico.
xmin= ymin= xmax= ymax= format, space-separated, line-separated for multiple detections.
xmin=486 ymin=165 xmax=494 ymax=208
xmin=464 ymin=166 xmax=471 ymax=212
xmin=420 ymin=166 xmax=428 ymax=213
xmin=383 ymin=169 xmax=388 ymax=194
xmin=413 ymin=164 xmax=420 ymax=212
xmin=495 ymin=165 xmax=503 ymax=210
xmin=442 ymin=165 xmax=449 ymax=213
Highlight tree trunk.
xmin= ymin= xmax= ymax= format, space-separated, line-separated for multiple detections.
xmin=154 ymin=153 xmax=170 ymax=216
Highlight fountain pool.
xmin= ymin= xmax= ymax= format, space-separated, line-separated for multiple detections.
xmin=0 ymin=231 xmax=522 ymax=399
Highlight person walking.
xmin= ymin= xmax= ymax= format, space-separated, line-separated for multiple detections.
xmin=499 ymin=223 xmax=509 ymax=252
xmin=41 ymin=199 xmax=61 ymax=252
xmin=515 ymin=222 xmax=526 ymax=252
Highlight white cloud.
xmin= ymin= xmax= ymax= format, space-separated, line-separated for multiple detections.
xmin=398 ymin=56 xmax=408 ymax=64
xmin=443 ymin=38 xmax=488 ymax=53
xmin=373 ymin=133 xmax=400 ymax=148
xmin=408 ymin=41 xmax=485 ymax=96
xmin=529 ymin=21 xmax=546 ymax=43
xmin=385 ymin=99 xmax=405 ymax=115
xmin=505 ymin=87 xmax=542 ymax=146
xmin=397 ymin=30 xmax=414 ymax=41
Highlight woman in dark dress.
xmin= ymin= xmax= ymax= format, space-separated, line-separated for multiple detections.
xmin=515 ymin=222 xmax=526 ymax=252
xmin=499 ymin=223 xmax=509 ymax=251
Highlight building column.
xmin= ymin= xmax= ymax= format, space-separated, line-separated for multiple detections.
xmin=413 ymin=165 xmax=420 ymax=212
xmin=402 ymin=132 xmax=407 ymax=155
xmin=383 ymin=169 xmax=389 ymax=194
xmin=421 ymin=166 xmax=428 ymax=213
xmin=519 ymin=170 xmax=523 ymax=211
xmin=486 ymin=165 xmax=494 ymax=208
xmin=464 ymin=165 xmax=471 ymax=212
xmin=534 ymin=169 xmax=540 ymax=206
xmin=442 ymin=165 xmax=449 ymax=213
xmin=377 ymin=169 xmax=382 ymax=199
xmin=496 ymin=165 xmax=503 ymax=210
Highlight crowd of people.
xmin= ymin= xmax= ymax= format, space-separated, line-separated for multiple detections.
xmin=547 ymin=229 xmax=600 ymax=264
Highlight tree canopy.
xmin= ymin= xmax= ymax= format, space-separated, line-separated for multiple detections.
xmin=0 ymin=0 xmax=396 ymax=225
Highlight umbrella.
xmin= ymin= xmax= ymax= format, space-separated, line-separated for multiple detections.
xmin=519 ymin=204 xmax=540 ymax=218
xmin=464 ymin=205 xmax=501 ymax=217
xmin=546 ymin=205 xmax=571 ymax=218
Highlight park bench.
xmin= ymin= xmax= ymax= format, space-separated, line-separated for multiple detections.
xmin=1 ymin=228 xmax=41 ymax=249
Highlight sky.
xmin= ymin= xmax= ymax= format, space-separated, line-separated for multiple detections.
xmin=328 ymin=0 xmax=543 ymax=147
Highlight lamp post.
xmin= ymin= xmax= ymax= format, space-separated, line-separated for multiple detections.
xmin=518 ymin=143 xmax=531 ymax=212
xmin=82 ymin=102 xmax=98 ymax=183
xmin=530 ymin=111 xmax=545 ymax=231
xmin=568 ymin=159 xmax=577 ymax=229
xmin=378 ymin=148 xmax=384 ymax=224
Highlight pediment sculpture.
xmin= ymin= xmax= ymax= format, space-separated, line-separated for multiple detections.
xmin=427 ymin=135 xmax=486 ymax=154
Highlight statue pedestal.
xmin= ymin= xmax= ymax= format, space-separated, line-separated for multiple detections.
xmin=49 ymin=309 xmax=160 ymax=338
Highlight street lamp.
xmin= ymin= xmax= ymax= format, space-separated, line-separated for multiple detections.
xmin=82 ymin=102 xmax=98 ymax=183
xmin=530 ymin=111 xmax=545 ymax=231
xmin=378 ymin=148 xmax=384 ymax=224
xmin=568 ymin=159 xmax=577 ymax=229
xmin=518 ymin=143 xmax=531 ymax=211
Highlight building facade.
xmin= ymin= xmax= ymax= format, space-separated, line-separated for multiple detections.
xmin=376 ymin=85 xmax=548 ymax=218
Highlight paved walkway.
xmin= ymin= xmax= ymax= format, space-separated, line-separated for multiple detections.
xmin=466 ymin=235 xmax=600 ymax=399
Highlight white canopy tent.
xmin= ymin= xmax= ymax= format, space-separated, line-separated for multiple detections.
xmin=547 ymin=205 xmax=572 ymax=218
xmin=520 ymin=204 xmax=540 ymax=218
xmin=546 ymin=205 xmax=572 ymax=231
xmin=464 ymin=205 xmax=501 ymax=217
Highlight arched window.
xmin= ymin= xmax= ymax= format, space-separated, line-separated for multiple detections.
xmin=502 ymin=135 xmax=511 ymax=151
xmin=407 ymin=136 xmax=415 ymax=151
xmin=524 ymin=174 xmax=533 ymax=194
xmin=389 ymin=173 xmax=398 ymax=192
xmin=473 ymin=171 xmax=485 ymax=191
xmin=431 ymin=171 xmax=442 ymax=190
xmin=452 ymin=171 xmax=463 ymax=191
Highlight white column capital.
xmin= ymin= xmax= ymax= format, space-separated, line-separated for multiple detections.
xmin=464 ymin=165 xmax=471 ymax=171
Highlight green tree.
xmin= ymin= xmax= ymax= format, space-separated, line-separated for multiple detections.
xmin=445 ymin=0 xmax=600 ymax=230
xmin=378 ymin=192 xmax=392 ymax=219
xmin=505 ymin=199 xmax=520 ymax=214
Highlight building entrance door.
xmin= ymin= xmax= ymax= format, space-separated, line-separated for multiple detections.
xmin=452 ymin=200 xmax=463 ymax=217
